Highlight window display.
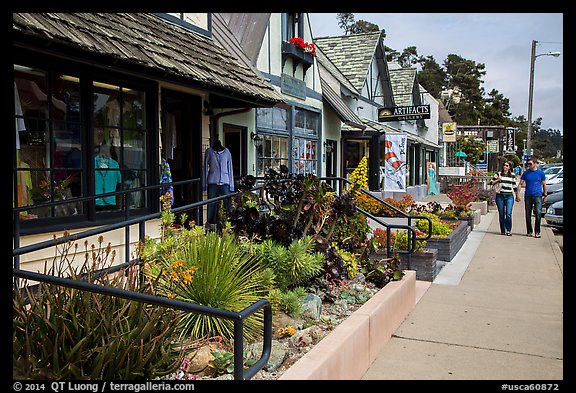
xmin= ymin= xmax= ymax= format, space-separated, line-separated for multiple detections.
xmin=13 ymin=63 xmax=149 ymax=226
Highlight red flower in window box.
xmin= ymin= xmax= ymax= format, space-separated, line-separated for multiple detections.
xmin=289 ymin=37 xmax=316 ymax=57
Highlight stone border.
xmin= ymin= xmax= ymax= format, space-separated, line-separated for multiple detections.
xmin=279 ymin=270 xmax=416 ymax=380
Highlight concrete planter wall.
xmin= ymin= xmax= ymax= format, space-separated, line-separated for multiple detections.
xmin=279 ymin=270 xmax=416 ymax=380
xmin=423 ymin=220 xmax=469 ymax=262
xmin=469 ymin=200 xmax=488 ymax=215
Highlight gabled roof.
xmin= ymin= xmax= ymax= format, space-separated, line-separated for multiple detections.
xmin=388 ymin=67 xmax=418 ymax=107
xmin=13 ymin=13 xmax=284 ymax=106
xmin=217 ymin=13 xmax=270 ymax=67
xmin=314 ymin=31 xmax=382 ymax=92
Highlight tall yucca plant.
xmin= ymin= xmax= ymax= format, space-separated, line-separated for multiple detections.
xmin=145 ymin=227 xmax=274 ymax=342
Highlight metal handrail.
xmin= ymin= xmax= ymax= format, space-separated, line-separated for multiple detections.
xmin=12 ymin=173 xmax=428 ymax=378
xmin=12 ymin=179 xmax=271 ymax=380
xmin=12 ymin=268 xmax=272 ymax=380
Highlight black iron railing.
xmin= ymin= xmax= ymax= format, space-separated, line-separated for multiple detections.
xmin=13 ymin=174 xmax=427 ymax=379
xmin=12 ymin=178 xmax=271 ymax=380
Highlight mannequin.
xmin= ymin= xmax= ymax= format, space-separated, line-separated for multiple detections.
xmin=203 ymin=140 xmax=234 ymax=227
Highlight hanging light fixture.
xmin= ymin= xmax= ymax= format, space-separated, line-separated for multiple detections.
xmin=324 ymin=140 xmax=333 ymax=154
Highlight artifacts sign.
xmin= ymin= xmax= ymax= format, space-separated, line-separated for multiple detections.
xmin=378 ymin=105 xmax=430 ymax=122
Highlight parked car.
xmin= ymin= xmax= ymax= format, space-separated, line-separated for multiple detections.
xmin=546 ymin=172 xmax=563 ymax=186
xmin=543 ymin=187 xmax=562 ymax=212
xmin=543 ymin=165 xmax=563 ymax=180
xmin=544 ymin=200 xmax=563 ymax=230
xmin=540 ymin=163 xmax=562 ymax=172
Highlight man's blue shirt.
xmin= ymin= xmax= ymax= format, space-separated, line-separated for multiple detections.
xmin=520 ymin=169 xmax=546 ymax=196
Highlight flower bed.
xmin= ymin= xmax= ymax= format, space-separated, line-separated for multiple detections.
xmin=279 ymin=270 xmax=416 ymax=380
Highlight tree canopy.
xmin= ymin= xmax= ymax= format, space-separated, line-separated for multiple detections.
xmin=334 ymin=13 xmax=562 ymax=162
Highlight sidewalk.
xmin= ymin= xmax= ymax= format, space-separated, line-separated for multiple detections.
xmin=362 ymin=194 xmax=564 ymax=380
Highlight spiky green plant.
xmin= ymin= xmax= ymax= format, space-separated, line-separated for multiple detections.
xmin=143 ymin=226 xmax=274 ymax=342
xmin=251 ymin=235 xmax=324 ymax=291
xmin=13 ymin=235 xmax=182 ymax=380
xmin=266 ymin=287 xmax=307 ymax=316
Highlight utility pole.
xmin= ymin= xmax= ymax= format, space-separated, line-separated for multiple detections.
xmin=526 ymin=40 xmax=561 ymax=158
xmin=526 ymin=40 xmax=536 ymax=157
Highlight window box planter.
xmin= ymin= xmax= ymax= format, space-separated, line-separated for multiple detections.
xmin=281 ymin=41 xmax=314 ymax=76
xmin=422 ymin=220 xmax=469 ymax=262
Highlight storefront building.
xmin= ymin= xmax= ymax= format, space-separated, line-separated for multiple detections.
xmin=12 ymin=13 xmax=283 ymax=270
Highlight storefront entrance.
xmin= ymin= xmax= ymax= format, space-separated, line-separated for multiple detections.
xmin=160 ymin=90 xmax=203 ymax=212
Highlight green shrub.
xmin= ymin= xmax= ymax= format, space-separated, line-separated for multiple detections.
xmin=143 ymin=227 xmax=274 ymax=343
xmin=249 ymin=235 xmax=324 ymax=291
xmin=13 ymin=236 xmax=181 ymax=380
xmin=415 ymin=212 xmax=455 ymax=238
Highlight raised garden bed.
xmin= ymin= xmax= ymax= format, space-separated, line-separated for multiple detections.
xmin=278 ymin=270 xmax=417 ymax=380
xmin=399 ymin=248 xmax=438 ymax=281
xmin=423 ymin=220 xmax=469 ymax=262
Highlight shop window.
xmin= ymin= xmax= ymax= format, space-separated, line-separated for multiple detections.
xmin=292 ymin=137 xmax=317 ymax=175
xmin=15 ymin=66 xmax=84 ymax=220
xmin=14 ymin=64 xmax=150 ymax=228
xmin=92 ymin=81 xmax=148 ymax=212
xmin=294 ymin=108 xmax=319 ymax=136
xmin=256 ymin=134 xmax=289 ymax=177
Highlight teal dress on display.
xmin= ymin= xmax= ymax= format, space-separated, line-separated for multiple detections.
xmin=427 ymin=166 xmax=439 ymax=195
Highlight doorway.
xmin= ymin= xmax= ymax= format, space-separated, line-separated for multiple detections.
xmin=223 ymin=123 xmax=247 ymax=181
xmin=325 ymin=139 xmax=337 ymax=189
xmin=160 ymin=89 xmax=203 ymax=219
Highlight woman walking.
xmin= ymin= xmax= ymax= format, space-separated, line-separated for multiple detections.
xmin=490 ymin=161 xmax=518 ymax=236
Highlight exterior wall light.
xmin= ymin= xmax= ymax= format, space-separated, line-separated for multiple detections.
xmin=251 ymin=132 xmax=263 ymax=148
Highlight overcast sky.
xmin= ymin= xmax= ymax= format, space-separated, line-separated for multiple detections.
xmin=308 ymin=13 xmax=563 ymax=133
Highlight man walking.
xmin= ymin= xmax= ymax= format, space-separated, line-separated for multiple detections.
xmin=515 ymin=158 xmax=547 ymax=238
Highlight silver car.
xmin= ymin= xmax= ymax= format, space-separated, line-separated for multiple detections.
xmin=545 ymin=200 xmax=563 ymax=230
xmin=543 ymin=183 xmax=563 ymax=211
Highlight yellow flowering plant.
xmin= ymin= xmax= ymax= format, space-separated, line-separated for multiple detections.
xmin=348 ymin=156 xmax=368 ymax=194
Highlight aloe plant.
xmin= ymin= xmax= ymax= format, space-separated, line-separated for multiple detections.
xmin=13 ymin=236 xmax=182 ymax=380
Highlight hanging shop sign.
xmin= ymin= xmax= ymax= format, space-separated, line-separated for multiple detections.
xmin=503 ymin=127 xmax=516 ymax=152
xmin=378 ymin=105 xmax=430 ymax=122
xmin=442 ymin=122 xmax=457 ymax=142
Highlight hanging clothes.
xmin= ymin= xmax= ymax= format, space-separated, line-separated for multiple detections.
xmin=94 ymin=155 xmax=122 ymax=206
xmin=160 ymin=158 xmax=173 ymax=207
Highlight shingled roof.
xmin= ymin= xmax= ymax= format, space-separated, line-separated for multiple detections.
xmin=12 ymin=13 xmax=284 ymax=106
xmin=315 ymin=44 xmax=359 ymax=97
xmin=388 ymin=67 xmax=418 ymax=107
xmin=314 ymin=31 xmax=382 ymax=92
